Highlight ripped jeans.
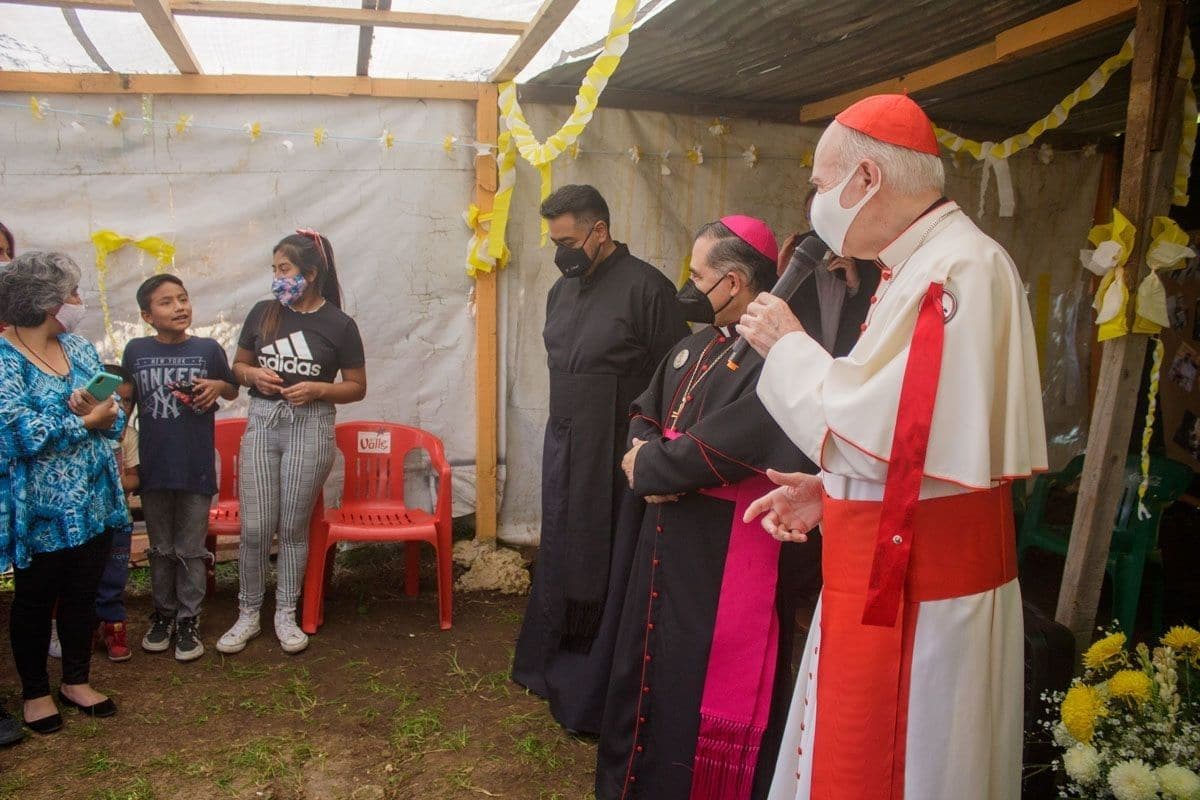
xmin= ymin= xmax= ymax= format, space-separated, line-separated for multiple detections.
xmin=141 ymin=490 xmax=213 ymax=620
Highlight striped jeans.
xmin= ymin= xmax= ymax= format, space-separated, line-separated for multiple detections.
xmin=236 ymin=397 xmax=336 ymax=611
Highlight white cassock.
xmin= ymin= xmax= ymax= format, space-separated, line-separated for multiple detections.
xmin=758 ymin=200 xmax=1047 ymax=800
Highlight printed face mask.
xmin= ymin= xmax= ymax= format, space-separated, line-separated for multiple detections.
xmin=553 ymin=227 xmax=597 ymax=279
xmin=53 ymin=301 xmax=87 ymax=333
xmin=272 ymin=275 xmax=308 ymax=307
xmin=809 ymin=164 xmax=879 ymax=257
xmin=675 ymin=274 xmax=733 ymax=324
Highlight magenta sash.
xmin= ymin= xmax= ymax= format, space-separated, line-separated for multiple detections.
xmin=662 ymin=430 xmax=781 ymax=799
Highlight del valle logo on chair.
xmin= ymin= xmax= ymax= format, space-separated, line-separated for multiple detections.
xmin=357 ymin=431 xmax=392 ymax=454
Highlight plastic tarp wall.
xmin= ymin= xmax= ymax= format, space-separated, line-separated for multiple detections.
xmin=0 ymin=92 xmax=481 ymax=511
xmin=496 ymin=103 xmax=1101 ymax=543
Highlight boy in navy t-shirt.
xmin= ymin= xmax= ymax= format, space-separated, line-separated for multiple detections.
xmin=122 ymin=275 xmax=237 ymax=662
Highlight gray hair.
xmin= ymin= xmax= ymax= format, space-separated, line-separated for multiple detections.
xmin=0 ymin=251 xmax=82 ymax=327
xmin=830 ymin=121 xmax=945 ymax=195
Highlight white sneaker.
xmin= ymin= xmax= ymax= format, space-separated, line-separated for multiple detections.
xmin=48 ymin=620 xmax=62 ymax=659
xmin=215 ymin=608 xmax=261 ymax=654
xmin=274 ymin=608 xmax=308 ymax=654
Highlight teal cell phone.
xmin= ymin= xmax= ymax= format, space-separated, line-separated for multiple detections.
xmin=83 ymin=371 xmax=124 ymax=402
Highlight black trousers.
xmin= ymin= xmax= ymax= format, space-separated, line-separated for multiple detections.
xmin=10 ymin=530 xmax=113 ymax=700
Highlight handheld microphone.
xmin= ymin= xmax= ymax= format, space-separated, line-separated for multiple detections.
xmin=727 ymin=234 xmax=828 ymax=371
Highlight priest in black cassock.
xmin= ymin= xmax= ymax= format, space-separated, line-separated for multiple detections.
xmin=594 ymin=216 xmax=817 ymax=800
xmin=512 ymin=184 xmax=689 ymax=734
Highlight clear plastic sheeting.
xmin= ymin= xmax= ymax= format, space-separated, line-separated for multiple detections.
xmin=370 ymin=29 xmax=516 ymax=81
xmin=177 ymin=17 xmax=358 ymax=76
xmin=0 ymin=0 xmax=679 ymax=80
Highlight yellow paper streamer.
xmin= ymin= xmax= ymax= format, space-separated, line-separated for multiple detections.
xmin=29 ymin=96 xmax=46 ymax=120
xmin=1136 ymin=338 xmax=1164 ymax=520
xmin=498 ymin=0 xmax=638 ymax=245
xmin=90 ymin=230 xmax=177 ymax=342
xmin=1134 ymin=216 xmax=1196 ymax=334
xmin=313 ymin=127 xmax=326 ymax=147
xmin=936 ymin=32 xmax=1135 ymax=162
xmin=1084 ymin=209 xmax=1137 ymax=342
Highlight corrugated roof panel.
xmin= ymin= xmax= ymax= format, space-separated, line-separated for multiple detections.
xmin=0 ymin=7 xmax=96 ymax=72
xmin=532 ymin=0 xmax=1077 ymax=104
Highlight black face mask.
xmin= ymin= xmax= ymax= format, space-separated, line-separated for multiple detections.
xmin=553 ymin=227 xmax=597 ymax=279
xmin=676 ymin=275 xmax=733 ymax=324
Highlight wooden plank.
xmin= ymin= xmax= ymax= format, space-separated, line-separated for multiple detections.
xmin=0 ymin=0 xmax=527 ymax=33
xmin=132 ymin=0 xmax=201 ymax=75
xmin=800 ymin=0 xmax=1139 ymax=122
xmin=474 ymin=83 xmax=500 ymax=541
xmin=491 ymin=0 xmax=582 ymax=83
xmin=1088 ymin=148 xmax=1121 ymax=412
xmin=994 ymin=0 xmax=1137 ymax=61
xmin=0 ymin=72 xmax=482 ymax=99
xmin=1055 ymin=0 xmax=1183 ymax=654
xmin=355 ymin=0 xmax=390 ymax=77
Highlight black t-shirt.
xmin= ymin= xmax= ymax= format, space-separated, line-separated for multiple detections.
xmin=237 ymin=300 xmax=366 ymax=400
xmin=121 ymin=335 xmax=237 ymax=495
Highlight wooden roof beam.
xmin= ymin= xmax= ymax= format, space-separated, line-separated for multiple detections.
xmin=490 ymin=0 xmax=583 ymax=83
xmin=0 ymin=72 xmax=483 ymax=99
xmin=0 ymin=0 xmax=528 ymax=34
xmin=132 ymin=0 xmax=201 ymax=74
xmin=799 ymin=0 xmax=1139 ymax=122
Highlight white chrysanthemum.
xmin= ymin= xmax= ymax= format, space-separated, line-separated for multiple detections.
xmin=1063 ymin=744 xmax=1103 ymax=784
xmin=1109 ymin=759 xmax=1160 ymax=800
xmin=1053 ymin=722 xmax=1077 ymax=748
xmin=1157 ymin=764 xmax=1200 ymax=799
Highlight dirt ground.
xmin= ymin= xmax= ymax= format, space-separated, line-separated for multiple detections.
xmin=0 ymin=545 xmax=597 ymax=800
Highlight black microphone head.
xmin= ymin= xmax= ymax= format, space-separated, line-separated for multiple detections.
xmin=794 ymin=234 xmax=829 ymax=267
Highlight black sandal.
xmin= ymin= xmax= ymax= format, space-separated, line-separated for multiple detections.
xmin=24 ymin=712 xmax=63 ymax=735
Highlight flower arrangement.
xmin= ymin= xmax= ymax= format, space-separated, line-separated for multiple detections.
xmin=1048 ymin=626 xmax=1200 ymax=799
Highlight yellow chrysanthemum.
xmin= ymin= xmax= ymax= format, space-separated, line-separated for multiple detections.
xmin=1108 ymin=669 xmax=1153 ymax=704
xmin=1162 ymin=626 xmax=1200 ymax=655
xmin=1084 ymin=632 xmax=1127 ymax=671
xmin=1061 ymin=683 xmax=1107 ymax=744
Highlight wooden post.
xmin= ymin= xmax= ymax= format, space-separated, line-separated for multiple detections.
xmin=1055 ymin=0 xmax=1185 ymax=651
xmin=473 ymin=83 xmax=500 ymax=541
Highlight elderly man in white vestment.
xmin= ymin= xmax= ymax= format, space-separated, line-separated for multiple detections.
xmin=738 ymin=94 xmax=1048 ymax=800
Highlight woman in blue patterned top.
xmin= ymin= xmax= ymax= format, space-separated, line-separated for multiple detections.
xmin=0 ymin=252 xmax=128 ymax=736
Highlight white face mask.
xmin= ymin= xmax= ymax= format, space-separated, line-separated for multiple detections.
xmin=53 ymin=301 xmax=87 ymax=333
xmin=809 ymin=164 xmax=879 ymax=257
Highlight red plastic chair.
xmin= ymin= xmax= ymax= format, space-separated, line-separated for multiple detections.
xmin=206 ymin=418 xmax=248 ymax=596
xmin=301 ymin=422 xmax=453 ymax=633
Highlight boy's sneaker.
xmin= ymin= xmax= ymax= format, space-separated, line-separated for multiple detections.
xmin=216 ymin=608 xmax=261 ymax=654
xmin=174 ymin=617 xmax=204 ymax=662
xmin=274 ymin=609 xmax=308 ymax=655
xmin=141 ymin=612 xmax=174 ymax=653
xmin=47 ymin=620 xmax=62 ymax=659
xmin=100 ymin=622 xmax=133 ymax=662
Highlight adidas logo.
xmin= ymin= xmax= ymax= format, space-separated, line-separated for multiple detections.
xmin=259 ymin=332 xmax=323 ymax=376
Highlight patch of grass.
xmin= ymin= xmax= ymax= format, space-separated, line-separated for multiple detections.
xmin=514 ymin=734 xmax=560 ymax=770
xmin=445 ymin=650 xmax=512 ymax=698
xmin=390 ymin=708 xmax=442 ymax=752
xmin=141 ymin=750 xmax=212 ymax=779
xmin=91 ymin=776 xmax=156 ymax=800
xmin=227 ymin=662 xmax=270 ymax=680
xmin=80 ymin=750 xmax=123 ymax=776
xmin=0 ymin=774 xmax=28 ymax=800
xmin=224 ymin=735 xmax=317 ymax=784
xmin=363 ymin=674 xmax=418 ymax=707
xmin=68 ymin=718 xmax=102 ymax=738
xmin=270 ymin=666 xmax=318 ymax=718
xmin=437 ymin=725 xmax=470 ymax=752
xmin=124 ymin=567 xmax=151 ymax=597
xmin=0 ymin=573 xmax=13 ymax=594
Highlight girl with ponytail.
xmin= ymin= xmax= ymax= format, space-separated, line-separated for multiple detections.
xmin=219 ymin=229 xmax=366 ymax=655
